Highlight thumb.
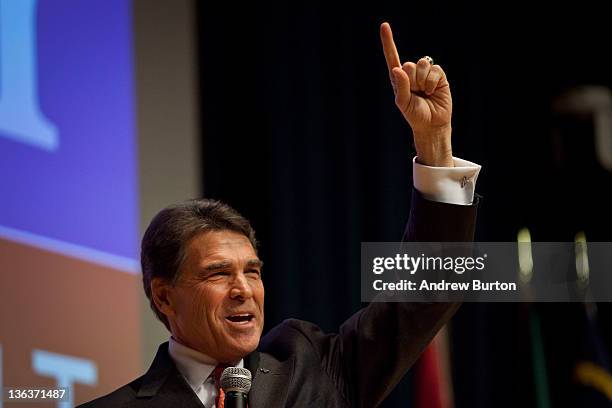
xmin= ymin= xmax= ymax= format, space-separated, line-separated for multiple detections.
xmin=392 ymin=67 xmax=411 ymax=113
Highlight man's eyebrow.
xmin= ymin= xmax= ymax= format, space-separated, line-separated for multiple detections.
xmin=246 ymin=259 xmax=263 ymax=268
xmin=203 ymin=261 xmax=232 ymax=271
xmin=202 ymin=259 xmax=263 ymax=272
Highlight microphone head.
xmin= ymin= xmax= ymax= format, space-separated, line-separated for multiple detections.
xmin=220 ymin=367 xmax=252 ymax=394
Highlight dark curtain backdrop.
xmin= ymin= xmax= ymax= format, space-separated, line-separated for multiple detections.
xmin=196 ymin=2 xmax=612 ymax=407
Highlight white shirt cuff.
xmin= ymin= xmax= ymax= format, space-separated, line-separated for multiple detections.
xmin=413 ymin=156 xmax=481 ymax=205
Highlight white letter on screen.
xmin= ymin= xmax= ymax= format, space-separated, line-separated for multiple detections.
xmin=32 ymin=349 xmax=98 ymax=408
xmin=0 ymin=0 xmax=59 ymax=151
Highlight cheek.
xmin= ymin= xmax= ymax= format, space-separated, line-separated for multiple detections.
xmin=189 ymin=293 xmax=208 ymax=322
xmin=189 ymin=284 xmax=227 ymax=324
xmin=253 ymin=282 xmax=265 ymax=307
xmin=174 ymin=286 xmax=212 ymax=327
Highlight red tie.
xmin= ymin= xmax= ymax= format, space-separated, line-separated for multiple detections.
xmin=212 ymin=364 xmax=230 ymax=408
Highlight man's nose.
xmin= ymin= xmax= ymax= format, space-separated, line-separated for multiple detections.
xmin=229 ymin=273 xmax=253 ymax=300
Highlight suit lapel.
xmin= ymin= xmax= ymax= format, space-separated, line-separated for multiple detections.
xmin=245 ymin=350 xmax=294 ymax=407
xmin=137 ymin=343 xmax=293 ymax=407
xmin=136 ymin=342 xmax=204 ymax=408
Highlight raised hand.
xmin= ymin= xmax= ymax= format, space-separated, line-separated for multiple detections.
xmin=380 ymin=22 xmax=454 ymax=167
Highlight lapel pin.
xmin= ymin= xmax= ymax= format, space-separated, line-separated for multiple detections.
xmin=259 ymin=368 xmax=270 ymax=374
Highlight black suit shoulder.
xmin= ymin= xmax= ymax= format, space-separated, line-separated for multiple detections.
xmin=77 ymin=343 xmax=202 ymax=408
xmin=260 ymin=318 xmax=347 ymax=386
xmin=258 ymin=318 xmax=352 ymax=407
xmin=261 ymin=318 xmax=330 ymax=354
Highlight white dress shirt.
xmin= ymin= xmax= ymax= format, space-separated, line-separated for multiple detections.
xmin=168 ymin=337 xmax=244 ymax=408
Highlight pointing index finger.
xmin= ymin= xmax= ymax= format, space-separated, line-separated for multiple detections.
xmin=380 ymin=22 xmax=401 ymax=72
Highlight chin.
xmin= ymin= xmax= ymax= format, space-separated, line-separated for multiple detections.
xmin=224 ymin=335 xmax=260 ymax=361
xmin=237 ymin=334 xmax=260 ymax=353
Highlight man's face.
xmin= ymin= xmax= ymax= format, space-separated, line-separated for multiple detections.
xmin=167 ymin=230 xmax=264 ymax=363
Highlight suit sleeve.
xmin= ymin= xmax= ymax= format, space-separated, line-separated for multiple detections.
xmin=337 ymin=188 xmax=479 ymax=407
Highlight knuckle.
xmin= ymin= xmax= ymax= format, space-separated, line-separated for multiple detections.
xmin=433 ymin=65 xmax=446 ymax=77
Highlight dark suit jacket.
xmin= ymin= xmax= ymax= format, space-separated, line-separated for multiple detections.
xmin=79 ymin=189 xmax=478 ymax=408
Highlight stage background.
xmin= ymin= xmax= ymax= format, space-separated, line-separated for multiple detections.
xmin=2 ymin=1 xmax=612 ymax=407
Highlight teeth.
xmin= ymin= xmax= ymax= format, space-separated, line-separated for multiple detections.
xmin=226 ymin=314 xmax=253 ymax=322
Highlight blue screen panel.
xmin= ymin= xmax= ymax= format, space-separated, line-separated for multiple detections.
xmin=0 ymin=0 xmax=138 ymax=269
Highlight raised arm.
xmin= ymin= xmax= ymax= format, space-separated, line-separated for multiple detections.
xmin=337 ymin=23 xmax=476 ymax=406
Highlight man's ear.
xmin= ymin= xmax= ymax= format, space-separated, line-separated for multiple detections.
xmin=151 ymin=278 xmax=176 ymax=319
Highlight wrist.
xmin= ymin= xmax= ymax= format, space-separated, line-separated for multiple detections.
xmin=413 ymin=124 xmax=453 ymax=167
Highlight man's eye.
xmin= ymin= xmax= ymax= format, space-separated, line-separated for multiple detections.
xmin=209 ymin=272 xmax=230 ymax=278
xmin=246 ymin=270 xmax=261 ymax=277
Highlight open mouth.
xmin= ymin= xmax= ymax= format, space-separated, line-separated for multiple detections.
xmin=226 ymin=314 xmax=254 ymax=323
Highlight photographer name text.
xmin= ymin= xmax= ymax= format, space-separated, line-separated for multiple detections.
xmin=372 ymin=279 xmax=517 ymax=292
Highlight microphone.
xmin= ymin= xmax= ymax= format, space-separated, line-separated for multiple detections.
xmin=220 ymin=367 xmax=252 ymax=408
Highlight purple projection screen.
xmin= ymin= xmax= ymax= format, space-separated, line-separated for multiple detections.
xmin=0 ymin=0 xmax=138 ymax=271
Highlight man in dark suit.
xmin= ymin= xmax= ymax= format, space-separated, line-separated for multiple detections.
xmin=79 ymin=22 xmax=481 ymax=407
